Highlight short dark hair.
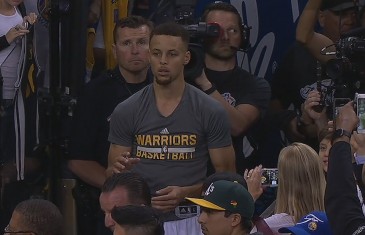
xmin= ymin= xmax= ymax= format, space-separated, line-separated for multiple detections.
xmin=113 ymin=15 xmax=154 ymax=43
xmin=149 ymin=22 xmax=190 ymax=49
xmin=201 ymin=2 xmax=243 ymax=24
xmin=318 ymin=128 xmax=333 ymax=142
xmin=14 ymin=199 xmax=63 ymax=235
xmin=201 ymin=2 xmax=243 ymax=36
xmin=111 ymin=205 xmax=164 ymax=235
xmin=102 ymin=172 xmax=151 ymax=206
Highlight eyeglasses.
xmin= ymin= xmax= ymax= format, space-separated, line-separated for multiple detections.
xmin=3 ymin=224 xmax=37 ymax=234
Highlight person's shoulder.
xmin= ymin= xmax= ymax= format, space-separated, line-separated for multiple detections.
xmin=185 ymin=84 xmax=226 ymax=113
xmin=186 ymin=84 xmax=219 ymax=103
xmin=114 ymin=84 xmax=152 ymax=110
xmin=265 ymin=213 xmax=294 ymax=227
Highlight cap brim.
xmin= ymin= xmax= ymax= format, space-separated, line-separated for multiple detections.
xmin=330 ymin=3 xmax=357 ymax=11
xmin=185 ymin=197 xmax=225 ymax=211
xmin=278 ymin=227 xmax=310 ymax=235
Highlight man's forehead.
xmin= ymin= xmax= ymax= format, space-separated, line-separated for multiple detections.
xmin=118 ymin=26 xmax=150 ymax=39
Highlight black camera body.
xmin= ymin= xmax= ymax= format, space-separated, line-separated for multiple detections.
xmin=326 ymin=30 xmax=365 ymax=98
xmin=316 ymin=28 xmax=365 ymax=119
xmin=183 ymin=22 xmax=220 ymax=81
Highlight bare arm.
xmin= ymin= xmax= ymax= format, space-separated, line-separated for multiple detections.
xmin=196 ymin=71 xmax=260 ymax=136
xmin=68 ymin=160 xmax=106 ymax=188
xmin=296 ymin=0 xmax=334 ymax=63
xmin=209 ymin=145 xmax=236 ymax=172
xmin=210 ymin=91 xmax=260 ymax=136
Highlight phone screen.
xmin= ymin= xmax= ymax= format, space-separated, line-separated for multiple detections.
xmin=261 ymin=168 xmax=278 ymax=187
xmin=357 ymin=96 xmax=365 ymax=133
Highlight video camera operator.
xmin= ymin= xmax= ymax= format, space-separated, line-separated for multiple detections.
xmin=270 ymin=0 xmax=361 ymax=151
xmin=193 ymin=2 xmax=271 ymax=173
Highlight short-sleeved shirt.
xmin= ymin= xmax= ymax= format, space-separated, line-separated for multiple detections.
xmin=108 ymin=83 xmax=232 ymax=193
xmin=205 ymin=66 xmax=271 ymax=170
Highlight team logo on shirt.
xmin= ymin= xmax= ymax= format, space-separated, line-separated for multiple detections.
xmin=134 ymin=133 xmax=197 ymax=161
xmin=222 ymin=93 xmax=236 ymax=106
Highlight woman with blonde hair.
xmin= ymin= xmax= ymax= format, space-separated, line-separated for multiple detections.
xmin=274 ymin=143 xmax=326 ymax=222
xmin=250 ymin=142 xmax=326 ymax=233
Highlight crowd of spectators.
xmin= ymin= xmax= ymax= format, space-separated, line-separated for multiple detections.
xmin=2 ymin=0 xmax=365 ymax=235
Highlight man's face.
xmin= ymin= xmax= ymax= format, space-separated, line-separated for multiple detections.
xmin=320 ymin=7 xmax=358 ymax=41
xmin=198 ymin=208 xmax=235 ymax=235
xmin=205 ymin=10 xmax=242 ymax=60
xmin=99 ymin=187 xmax=131 ymax=231
xmin=112 ymin=25 xmax=150 ymax=75
xmin=149 ymin=35 xmax=190 ymax=85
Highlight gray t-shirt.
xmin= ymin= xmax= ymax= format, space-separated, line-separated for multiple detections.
xmin=109 ymin=83 xmax=232 ymax=193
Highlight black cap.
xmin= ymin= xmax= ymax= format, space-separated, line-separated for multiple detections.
xmin=321 ymin=0 xmax=358 ymax=11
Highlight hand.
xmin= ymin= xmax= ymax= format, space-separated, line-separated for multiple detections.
xmin=152 ymin=186 xmax=185 ymax=212
xmin=5 ymin=26 xmax=29 ymax=44
xmin=244 ymin=165 xmax=264 ymax=201
xmin=303 ymin=90 xmax=326 ymax=121
xmin=24 ymin=12 xmax=37 ymax=25
xmin=336 ymin=101 xmax=358 ymax=132
xmin=109 ymin=152 xmax=140 ymax=174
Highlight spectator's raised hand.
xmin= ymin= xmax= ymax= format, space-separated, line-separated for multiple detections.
xmin=303 ymin=90 xmax=326 ymax=121
xmin=244 ymin=165 xmax=264 ymax=201
xmin=336 ymin=101 xmax=358 ymax=132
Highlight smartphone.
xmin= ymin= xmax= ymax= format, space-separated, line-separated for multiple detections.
xmin=356 ymin=94 xmax=365 ymax=133
xmin=332 ymin=98 xmax=351 ymax=125
xmin=261 ymin=168 xmax=278 ymax=187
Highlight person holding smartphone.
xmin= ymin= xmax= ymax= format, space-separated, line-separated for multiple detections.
xmin=325 ymin=102 xmax=365 ymax=234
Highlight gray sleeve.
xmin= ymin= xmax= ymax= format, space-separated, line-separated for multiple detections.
xmin=108 ymin=102 xmax=134 ymax=147
xmin=204 ymin=100 xmax=232 ymax=149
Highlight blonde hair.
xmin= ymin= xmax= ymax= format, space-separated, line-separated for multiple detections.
xmin=275 ymin=142 xmax=326 ymax=222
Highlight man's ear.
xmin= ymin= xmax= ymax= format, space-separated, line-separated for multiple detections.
xmin=231 ymin=214 xmax=242 ymax=227
xmin=184 ymin=50 xmax=191 ymax=65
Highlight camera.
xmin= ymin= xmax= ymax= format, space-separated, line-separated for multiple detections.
xmin=168 ymin=0 xmax=220 ymax=81
xmin=315 ymin=27 xmax=365 ymax=118
xmin=325 ymin=28 xmax=365 ymax=99
xmin=183 ymin=22 xmax=220 ymax=81
xmin=261 ymin=168 xmax=278 ymax=187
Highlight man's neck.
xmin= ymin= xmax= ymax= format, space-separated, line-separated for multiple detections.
xmin=153 ymin=78 xmax=185 ymax=100
xmin=153 ymin=79 xmax=185 ymax=117
xmin=205 ymin=54 xmax=236 ymax=71
xmin=119 ymin=67 xmax=148 ymax=84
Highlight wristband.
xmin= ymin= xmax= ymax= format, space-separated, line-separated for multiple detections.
xmin=332 ymin=128 xmax=352 ymax=142
xmin=204 ymin=84 xmax=217 ymax=95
